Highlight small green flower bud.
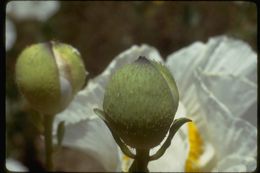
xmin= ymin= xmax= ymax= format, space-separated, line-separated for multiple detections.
xmin=15 ymin=41 xmax=87 ymax=115
xmin=103 ymin=56 xmax=179 ymax=149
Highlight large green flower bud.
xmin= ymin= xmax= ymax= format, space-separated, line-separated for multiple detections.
xmin=103 ymin=56 xmax=179 ymax=149
xmin=15 ymin=41 xmax=87 ymax=115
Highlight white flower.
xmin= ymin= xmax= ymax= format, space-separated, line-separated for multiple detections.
xmin=5 ymin=1 xmax=60 ymax=51
xmin=6 ymin=1 xmax=60 ymax=22
xmin=53 ymin=36 xmax=257 ymax=172
xmin=5 ymin=18 xmax=16 ymax=51
xmin=6 ymin=158 xmax=28 ymax=172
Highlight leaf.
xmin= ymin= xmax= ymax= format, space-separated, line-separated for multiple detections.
xmin=149 ymin=117 xmax=191 ymax=161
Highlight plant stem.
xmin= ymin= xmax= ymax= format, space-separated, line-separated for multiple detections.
xmin=44 ymin=115 xmax=54 ymax=171
xmin=129 ymin=148 xmax=150 ymax=172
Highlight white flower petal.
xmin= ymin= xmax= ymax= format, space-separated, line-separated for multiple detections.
xmin=165 ymin=40 xmax=210 ymax=132
xmin=61 ymin=118 xmax=120 ymax=171
xmin=148 ymin=132 xmax=187 ymax=172
xmin=198 ymin=142 xmax=216 ymax=171
xmin=197 ymin=71 xmax=257 ymax=121
xmin=5 ymin=18 xmax=16 ymax=51
xmin=6 ymin=158 xmax=28 ymax=172
xmin=166 ymin=41 xmax=206 ymax=94
xmin=202 ymin=37 xmax=256 ymax=81
xmin=53 ymin=84 xmax=100 ymax=133
xmin=193 ymin=71 xmax=257 ymax=171
xmin=166 ymin=35 xmax=257 ymax=172
xmin=148 ymin=102 xmax=189 ymax=172
xmin=53 ymin=37 xmax=257 ymax=172
xmin=212 ymin=155 xmax=256 ymax=172
xmin=6 ymin=1 xmax=60 ymax=22
xmin=166 ymin=36 xmax=257 ymax=119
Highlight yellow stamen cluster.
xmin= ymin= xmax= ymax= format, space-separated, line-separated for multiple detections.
xmin=121 ymin=122 xmax=204 ymax=172
xmin=121 ymin=154 xmax=132 ymax=172
xmin=185 ymin=122 xmax=204 ymax=172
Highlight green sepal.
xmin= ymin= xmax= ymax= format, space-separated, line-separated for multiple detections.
xmin=93 ymin=108 xmax=136 ymax=159
xmin=149 ymin=117 xmax=192 ymax=161
xmin=93 ymin=108 xmax=107 ymax=122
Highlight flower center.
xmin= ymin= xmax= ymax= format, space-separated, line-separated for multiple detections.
xmin=121 ymin=154 xmax=132 ymax=172
xmin=185 ymin=122 xmax=204 ymax=172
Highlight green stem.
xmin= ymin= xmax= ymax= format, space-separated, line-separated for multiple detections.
xmin=44 ymin=115 xmax=54 ymax=171
xmin=129 ymin=149 xmax=150 ymax=172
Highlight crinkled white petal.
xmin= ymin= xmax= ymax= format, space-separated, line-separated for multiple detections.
xmin=166 ymin=41 xmax=206 ymax=95
xmin=197 ymin=71 xmax=257 ymax=122
xmin=212 ymin=155 xmax=256 ymax=172
xmin=166 ymin=36 xmax=257 ymax=171
xmin=198 ymin=142 xmax=217 ymax=171
xmin=53 ymin=37 xmax=257 ymax=172
xmin=148 ymin=132 xmax=188 ymax=172
xmin=202 ymin=37 xmax=256 ymax=81
xmin=5 ymin=18 xmax=16 ymax=51
xmin=148 ymin=102 xmax=189 ymax=172
xmin=6 ymin=1 xmax=60 ymax=21
xmin=53 ymin=83 xmax=101 ymax=133
xmin=193 ymin=70 xmax=257 ymax=171
xmin=6 ymin=158 xmax=28 ymax=172
xmin=166 ymin=36 xmax=257 ymax=119
xmin=60 ymin=118 xmax=120 ymax=171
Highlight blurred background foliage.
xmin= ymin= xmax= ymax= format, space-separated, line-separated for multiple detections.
xmin=5 ymin=1 xmax=257 ymax=171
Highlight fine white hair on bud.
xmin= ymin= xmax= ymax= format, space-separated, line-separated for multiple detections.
xmin=15 ymin=41 xmax=87 ymax=115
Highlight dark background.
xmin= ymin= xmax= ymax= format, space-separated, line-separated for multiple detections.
xmin=5 ymin=1 xmax=257 ymax=171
